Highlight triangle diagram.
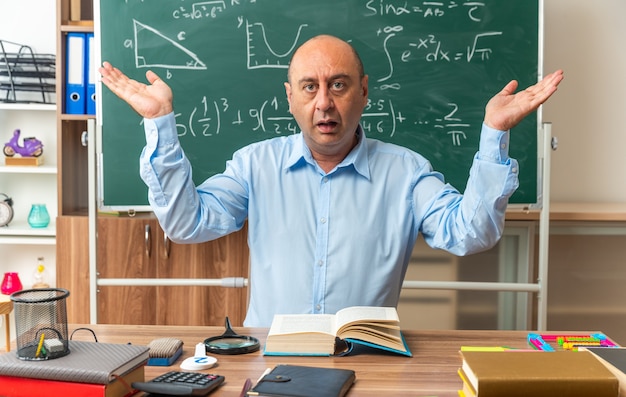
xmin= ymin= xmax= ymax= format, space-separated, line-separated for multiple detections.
xmin=133 ymin=19 xmax=206 ymax=70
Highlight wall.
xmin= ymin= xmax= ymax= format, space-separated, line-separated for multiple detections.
xmin=541 ymin=0 xmax=626 ymax=344
xmin=0 ymin=1 xmax=55 ymax=55
xmin=543 ymin=0 xmax=626 ymax=202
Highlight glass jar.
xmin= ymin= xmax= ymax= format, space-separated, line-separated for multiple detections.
xmin=32 ymin=257 xmax=50 ymax=289
xmin=27 ymin=204 xmax=50 ymax=228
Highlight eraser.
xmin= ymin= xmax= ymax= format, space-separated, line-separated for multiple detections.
xmin=147 ymin=344 xmax=183 ymax=366
xmin=147 ymin=337 xmax=184 ymax=366
xmin=43 ymin=338 xmax=65 ymax=354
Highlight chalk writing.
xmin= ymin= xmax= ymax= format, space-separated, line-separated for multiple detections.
xmin=245 ymin=21 xmax=308 ymax=70
xmin=172 ymin=1 xmax=227 ymax=20
xmin=172 ymin=96 xmax=471 ymax=145
xmin=364 ymin=0 xmax=486 ymax=21
xmin=132 ymin=19 xmax=206 ymax=70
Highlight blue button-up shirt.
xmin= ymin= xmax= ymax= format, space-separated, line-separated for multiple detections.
xmin=140 ymin=113 xmax=519 ymax=327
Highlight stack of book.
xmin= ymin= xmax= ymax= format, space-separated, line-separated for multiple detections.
xmin=583 ymin=347 xmax=626 ymax=397
xmin=0 ymin=340 xmax=149 ymax=397
xmin=458 ymin=350 xmax=619 ymax=397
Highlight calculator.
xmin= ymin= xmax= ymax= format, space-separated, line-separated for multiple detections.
xmin=132 ymin=371 xmax=225 ymax=396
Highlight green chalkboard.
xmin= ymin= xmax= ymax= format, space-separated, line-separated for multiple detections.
xmin=98 ymin=0 xmax=540 ymax=209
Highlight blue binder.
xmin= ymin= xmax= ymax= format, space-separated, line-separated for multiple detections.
xmin=65 ymin=32 xmax=86 ymax=114
xmin=85 ymin=32 xmax=96 ymax=115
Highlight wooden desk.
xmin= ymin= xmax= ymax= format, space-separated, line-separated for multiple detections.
xmin=506 ymin=202 xmax=626 ymax=222
xmin=63 ymin=324 xmax=570 ymax=397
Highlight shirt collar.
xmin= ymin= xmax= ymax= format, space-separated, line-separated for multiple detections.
xmin=285 ymin=126 xmax=371 ymax=180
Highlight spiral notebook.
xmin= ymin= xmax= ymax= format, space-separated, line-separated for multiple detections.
xmin=0 ymin=340 xmax=149 ymax=384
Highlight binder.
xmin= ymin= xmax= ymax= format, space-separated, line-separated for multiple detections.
xmin=86 ymin=32 xmax=96 ymax=115
xmin=65 ymin=32 xmax=86 ymax=114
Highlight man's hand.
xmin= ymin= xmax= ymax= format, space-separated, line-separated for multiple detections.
xmin=98 ymin=61 xmax=174 ymax=119
xmin=484 ymin=69 xmax=564 ymax=131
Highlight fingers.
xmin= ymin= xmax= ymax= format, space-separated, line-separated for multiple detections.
xmin=535 ymin=70 xmax=564 ymax=93
xmin=499 ymin=80 xmax=519 ymax=96
xmin=525 ymin=70 xmax=564 ymax=105
xmin=98 ymin=61 xmax=127 ymax=91
xmin=483 ymin=69 xmax=564 ymax=131
xmin=145 ymin=70 xmax=161 ymax=85
xmin=98 ymin=62 xmax=143 ymax=104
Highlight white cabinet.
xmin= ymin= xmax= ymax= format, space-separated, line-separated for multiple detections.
xmin=0 ymin=104 xmax=57 ymax=281
xmin=0 ymin=0 xmax=57 ymax=291
xmin=0 ymin=104 xmax=56 ymax=352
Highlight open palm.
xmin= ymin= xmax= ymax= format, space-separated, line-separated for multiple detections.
xmin=484 ymin=70 xmax=564 ymax=131
xmin=99 ymin=61 xmax=174 ymax=119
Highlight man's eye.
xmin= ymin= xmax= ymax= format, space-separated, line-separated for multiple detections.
xmin=304 ymin=84 xmax=316 ymax=92
xmin=332 ymin=82 xmax=345 ymax=90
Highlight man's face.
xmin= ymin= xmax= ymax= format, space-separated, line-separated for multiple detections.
xmin=284 ymin=36 xmax=368 ymax=160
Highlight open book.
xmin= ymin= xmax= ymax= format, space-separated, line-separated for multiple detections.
xmin=263 ymin=306 xmax=412 ymax=356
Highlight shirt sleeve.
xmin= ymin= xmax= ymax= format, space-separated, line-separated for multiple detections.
xmin=139 ymin=113 xmax=245 ymax=243
xmin=477 ymin=123 xmax=514 ymax=165
xmin=418 ymin=123 xmax=519 ymax=255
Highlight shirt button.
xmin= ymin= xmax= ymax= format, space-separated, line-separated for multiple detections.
xmin=512 ymin=167 xmax=518 ymax=173
xmin=320 ymin=217 xmax=327 ymax=224
xmin=322 ymin=177 xmax=328 ymax=183
xmin=318 ymin=260 xmax=324 ymax=267
xmin=500 ymin=143 xmax=507 ymax=150
xmin=315 ymin=305 xmax=321 ymax=311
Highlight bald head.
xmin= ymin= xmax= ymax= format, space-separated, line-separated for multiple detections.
xmin=282 ymin=34 xmax=369 ymax=172
xmin=287 ymin=35 xmax=365 ymax=84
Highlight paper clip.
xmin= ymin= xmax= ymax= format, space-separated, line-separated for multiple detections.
xmin=527 ymin=333 xmax=555 ymax=351
xmin=528 ymin=332 xmax=619 ymax=351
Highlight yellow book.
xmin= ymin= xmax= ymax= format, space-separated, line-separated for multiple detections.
xmin=459 ymin=350 xmax=618 ymax=397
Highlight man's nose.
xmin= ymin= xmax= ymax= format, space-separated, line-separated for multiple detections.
xmin=315 ymin=87 xmax=333 ymax=112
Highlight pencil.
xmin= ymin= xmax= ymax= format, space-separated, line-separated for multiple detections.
xmin=35 ymin=333 xmax=45 ymax=358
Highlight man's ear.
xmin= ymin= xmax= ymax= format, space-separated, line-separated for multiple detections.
xmin=361 ymin=75 xmax=369 ymax=99
xmin=284 ymin=82 xmax=292 ymax=113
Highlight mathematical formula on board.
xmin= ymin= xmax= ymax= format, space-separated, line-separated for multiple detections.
xmin=174 ymin=96 xmax=470 ymax=147
xmin=169 ymin=1 xmax=488 ymax=22
xmin=101 ymin=0 xmax=540 ymax=205
xmin=119 ymin=0 xmax=505 ymax=148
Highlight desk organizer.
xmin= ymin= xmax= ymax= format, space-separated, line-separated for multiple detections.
xmin=0 ymin=40 xmax=55 ymax=104
xmin=11 ymin=288 xmax=70 ymax=360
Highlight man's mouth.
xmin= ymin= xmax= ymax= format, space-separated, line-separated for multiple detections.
xmin=317 ymin=120 xmax=338 ymax=132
